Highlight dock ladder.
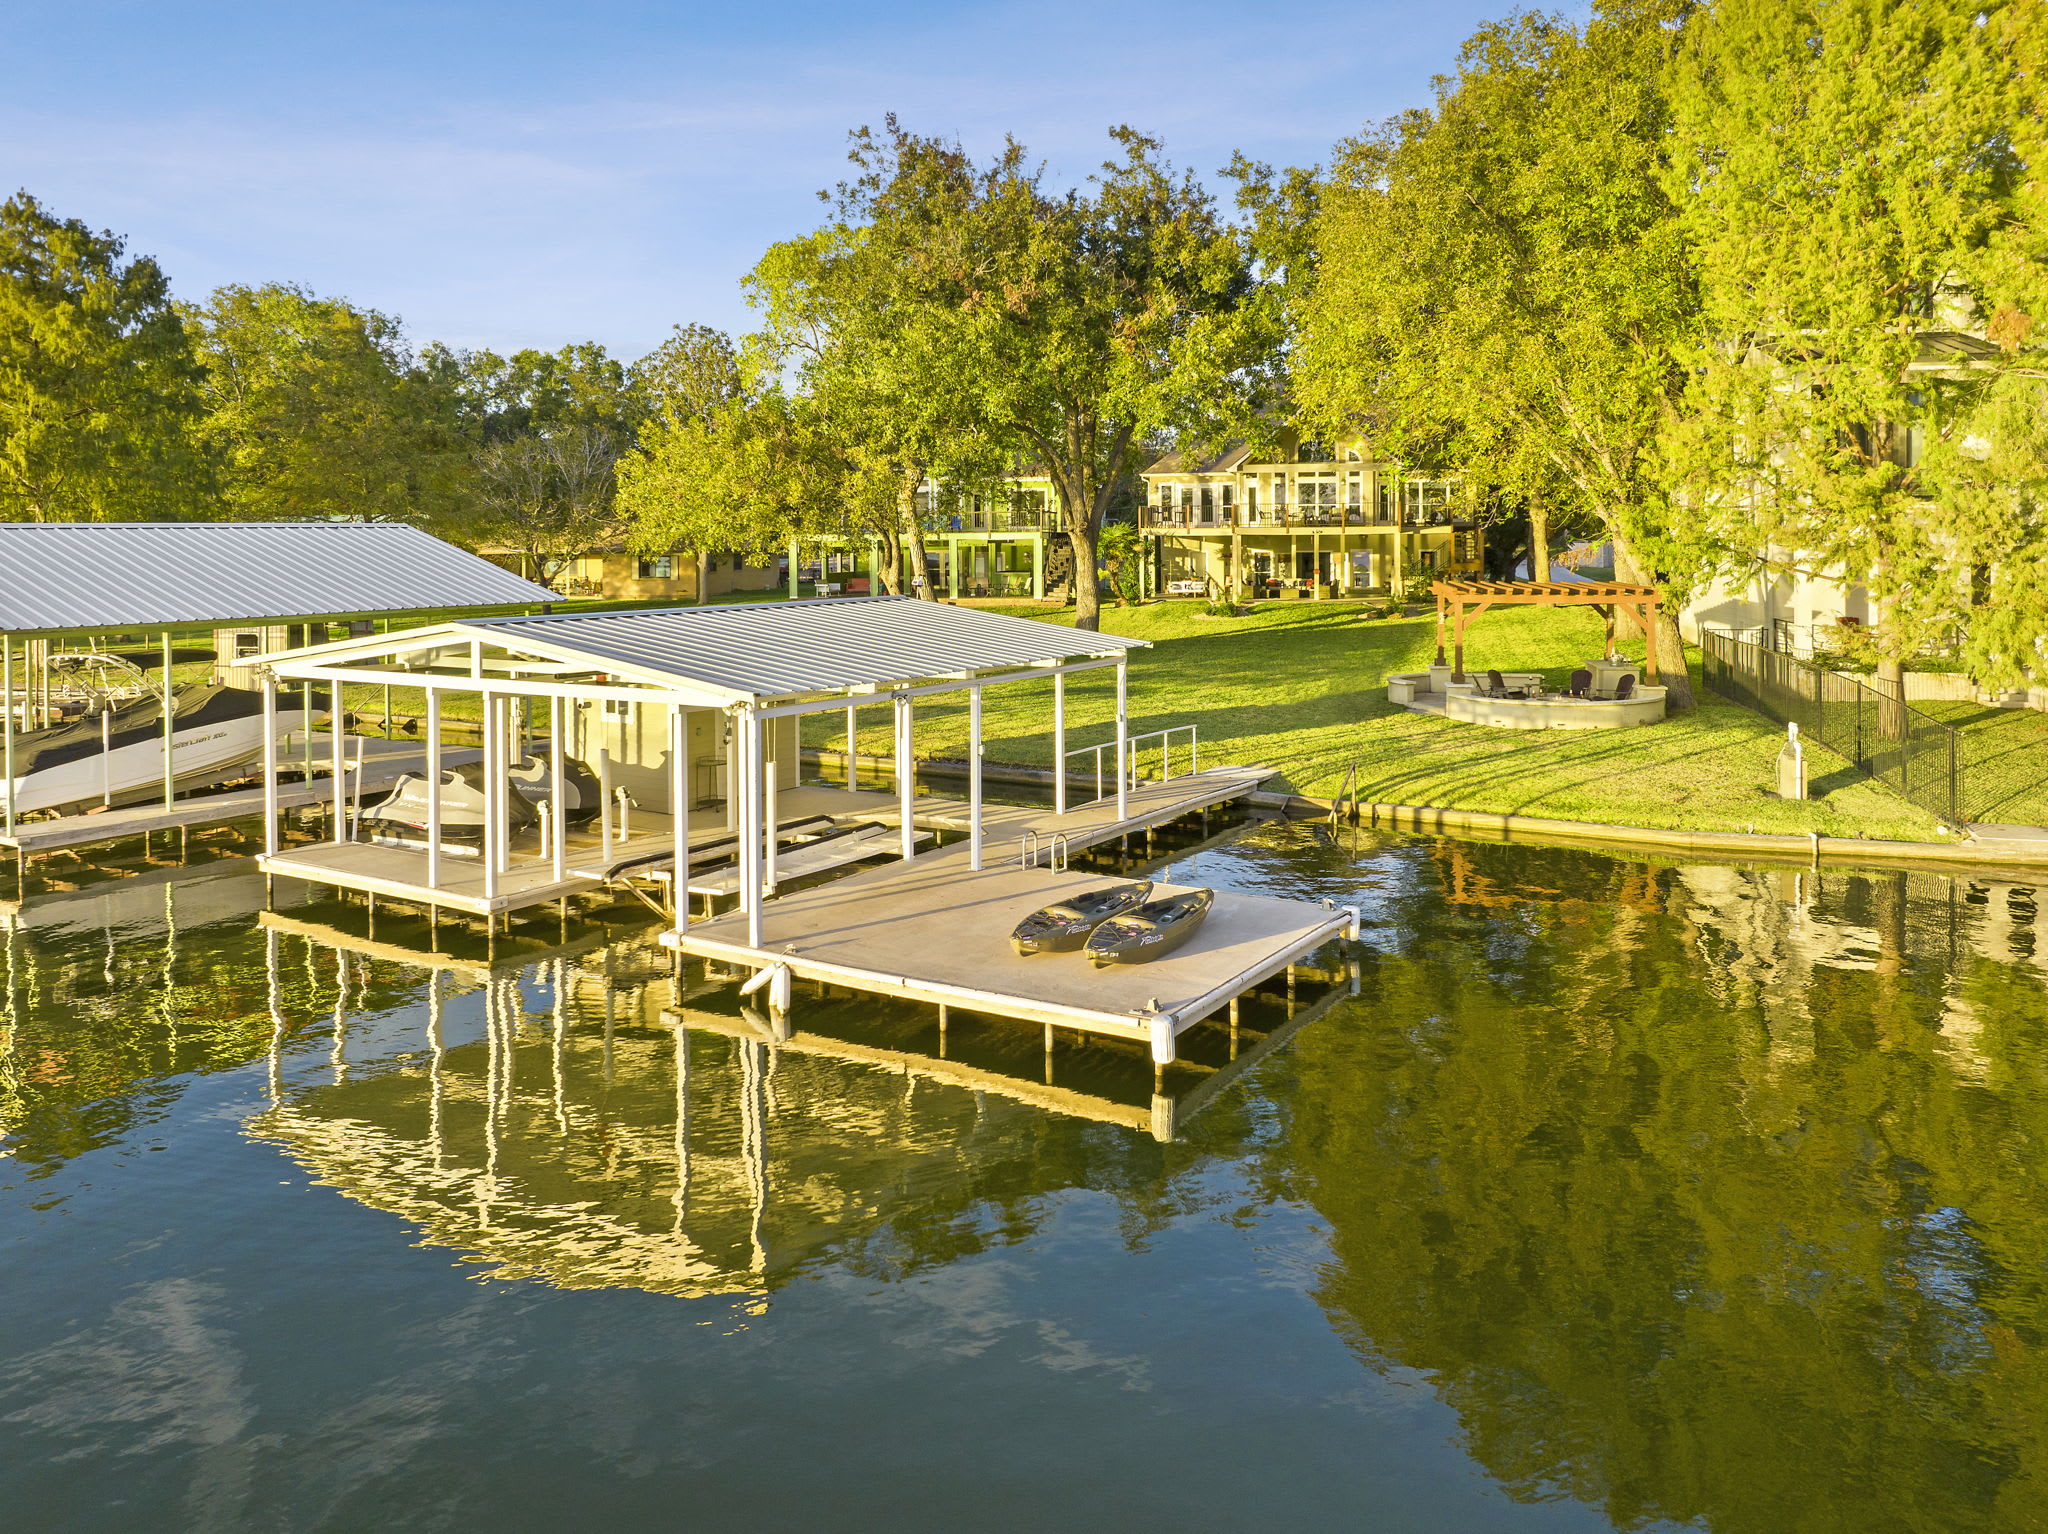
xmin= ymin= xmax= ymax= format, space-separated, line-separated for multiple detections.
xmin=1020 ymin=829 xmax=1071 ymax=872
xmin=1329 ymin=762 xmax=1362 ymax=826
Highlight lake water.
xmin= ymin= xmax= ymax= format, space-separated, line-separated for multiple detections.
xmin=5 ymin=814 xmax=2047 ymax=1533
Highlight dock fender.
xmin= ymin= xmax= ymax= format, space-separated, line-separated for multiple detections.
xmin=740 ymin=961 xmax=794 ymax=1017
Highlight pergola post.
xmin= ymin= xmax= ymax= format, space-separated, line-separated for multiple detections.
xmin=1642 ymin=598 xmax=1662 ymax=680
xmin=1052 ymin=671 xmax=1067 ymax=817
xmin=261 ymin=676 xmax=279 ymax=858
xmin=969 ymin=684 xmax=984 ymax=871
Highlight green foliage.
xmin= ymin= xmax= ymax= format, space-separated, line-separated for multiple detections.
xmin=0 ymin=192 xmax=212 ymax=520
xmin=1097 ymin=521 xmax=1144 ymax=605
xmin=188 ymin=282 xmax=467 ymax=526
xmin=1663 ymin=0 xmax=2042 ymax=682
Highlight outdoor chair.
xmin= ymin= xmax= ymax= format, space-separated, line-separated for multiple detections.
xmin=1568 ymin=668 xmax=1591 ymax=698
xmin=1612 ymin=673 xmax=1636 ymax=702
xmin=1484 ymin=668 xmax=1528 ymax=700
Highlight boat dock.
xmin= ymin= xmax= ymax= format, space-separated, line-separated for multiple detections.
xmin=667 ymin=769 xmax=1356 ymax=1068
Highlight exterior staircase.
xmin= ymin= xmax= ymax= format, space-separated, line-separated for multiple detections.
xmin=1042 ymin=532 xmax=1075 ymax=601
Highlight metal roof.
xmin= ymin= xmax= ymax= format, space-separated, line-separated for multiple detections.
xmin=0 ymin=522 xmax=556 ymax=635
xmin=447 ymin=597 xmax=1145 ymax=700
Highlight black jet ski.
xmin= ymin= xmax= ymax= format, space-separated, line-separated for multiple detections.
xmin=1 ymin=683 xmax=314 ymax=817
xmin=1009 ymin=880 xmax=1154 ymax=957
xmin=1083 ymin=888 xmax=1214 ymax=967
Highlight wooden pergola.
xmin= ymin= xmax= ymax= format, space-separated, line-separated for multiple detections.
xmin=1431 ymin=579 xmax=1661 ymax=684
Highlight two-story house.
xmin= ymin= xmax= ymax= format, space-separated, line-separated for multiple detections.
xmin=1139 ymin=432 xmax=1482 ymax=599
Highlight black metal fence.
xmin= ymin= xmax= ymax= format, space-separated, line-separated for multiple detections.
xmin=1701 ymin=630 xmax=1965 ymax=824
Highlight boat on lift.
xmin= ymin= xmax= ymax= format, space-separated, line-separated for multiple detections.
xmin=354 ymin=754 xmax=603 ymax=850
xmin=0 ymin=684 xmax=316 ymax=817
xmin=1082 ymin=888 xmax=1215 ymax=967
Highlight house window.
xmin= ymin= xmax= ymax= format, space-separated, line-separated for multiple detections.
xmin=1346 ymin=473 xmax=1362 ymax=509
xmin=1273 ymin=474 xmax=1288 ymax=510
xmin=1245 ymin=485 xmax=1259 ymax=522
xmin=637 ymin=555 xmax=674 ymax=579
xmin=1199 ymin=486 xmax=1214 ymax=523
xmin=1221 ymin=485 xmax=1234 ymax=520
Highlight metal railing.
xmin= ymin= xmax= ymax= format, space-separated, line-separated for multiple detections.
xmin=1701 ymin=630 xmax=1967 ymax=824
xmin=1063 ymin=726 xmax=1200 ymax=808
xmin=1019 ymin=829 xmax=1071 ymax=870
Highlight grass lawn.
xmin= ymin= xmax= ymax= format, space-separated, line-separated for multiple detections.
xmin=1912 ymin=700 xmax=2048 ymax=825
xmin=803 ymin=599 xmax=1943 ymax=842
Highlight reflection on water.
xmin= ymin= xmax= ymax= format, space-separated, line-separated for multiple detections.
xmin=5 ymin=825 xmax=2048 ymax=1532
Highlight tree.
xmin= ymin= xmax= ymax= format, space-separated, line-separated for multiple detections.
xmin=834 ymin=121 xmax=1276 ymax=630
xmin=471 ymin=423 xmax=623 ymax=590
xmin=1289 ymin=3 xmax=1703 ymax=705
xmin=189 ymin=283 xmax=466 ymax=526
xmin=1663 ymin=0 xmax=2043 ymax=694
xmin=0 ymin=192 xmax=213 ymax=520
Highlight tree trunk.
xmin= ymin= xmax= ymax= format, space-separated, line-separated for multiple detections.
xmin=1529 ymin=490 xmax=1551 ymax=582
xmin=875 ymin=528 xmax=904 ymax=595
xmin=1612 ymin=534 xmax=1695 ymax=710
xmin=1876 ymin=655 xmax=1908 ymax=744
xmin=1067 ymin=513 xmax=1100 ymax=631
xmin=696 ymin=552 xmax=712 ymax=604
xmin=900 ymin=517 xmax=936 ymax=600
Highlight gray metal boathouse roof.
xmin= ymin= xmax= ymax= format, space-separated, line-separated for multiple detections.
xmin=455 ymin=596 xmax=1146 ymax=700
xmin=0 ymin=521 xmax=556 ymax=636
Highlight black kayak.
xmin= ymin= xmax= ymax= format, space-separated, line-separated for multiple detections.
xmin=1083 ymin=888 xmax=1214 ymax=967
xmin=1009 ymin=880 xmax=1154 ymax=957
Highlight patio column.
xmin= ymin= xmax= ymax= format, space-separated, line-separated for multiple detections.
xmin=947 ymin=537 xmax=960 ymax=600
xmin=895 ymin=690 xmax=915 ymax=861
xmin=669 ymin=703 xmax=689 ymax=923
xmin=787 ymin=541 xmax=799 ymax=601
xmin=743 ymin=709 xmax=765 ymax=949
xmin=261 ymin=676 xmax=279 ymax=858
xmin=161 ymin=630 xmax=176 ymax=809
xmin=330 ymin=680 xmax=346 ymax=842
xmin=549 ymin=695 xmax=567 ymax=882
xmin=425 ymin=688 xmax=443 ymax=891
xmin=969 ymin=684 xmax=984 ymax=871
xmin=1114 ymin=654 xmax=1129 ymax=823
xmin=1052 ymin=671 xmax=1067 ymax=817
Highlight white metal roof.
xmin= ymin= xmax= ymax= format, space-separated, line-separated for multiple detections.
xmin=0 ymin=521 xmax=556 ymax=635
xmin=264 ymin=596 xmax=1145 ymax=703
xmin=459 ymin=597 xmax=1143 ymax=700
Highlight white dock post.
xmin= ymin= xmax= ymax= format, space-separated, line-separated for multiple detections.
xmin=969 ymin=683 xmax=984 ymax=871
xmin=549 ymin=695 xmax=567 ymax=882
xmin=161 ymin=630 xmax=175 ymax=811
xmin=425 ymin=688 xmax=443 ymax=891
xmin=669 ymin=703 xmax=689 ymax=922
xmin=1052 ymin=670 xmax=1066 ymax=817
xmin=895 ymin=690 xmax=915 ymax=861
xmin=481 ymin=690 xmax=500 ymax=905
xmin=743 ymin=710 xmax=765 ymax=949
xmin=598 ymin=747 xmax=614 ymax=861
xmin=1114 ymin=654 xmax=1130 ymax=824
xmin=763 ymin=731 xmax=779 ymax=895
xmin=330 ymin=680 xmax=346 ymax=842
xmin=2 ymin=632 xmax=13 ymax=840
xmin=261 ymin=677 xmax=279 ymax=858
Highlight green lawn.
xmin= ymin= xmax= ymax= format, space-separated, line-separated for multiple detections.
xmin=805 ymin=599 xmax=1944 ymax=842
xmin=1913 ymin=700 xmax=2048 ymax=825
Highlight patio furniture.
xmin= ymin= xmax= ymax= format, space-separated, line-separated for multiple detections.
xmin=1484 ymin=669 xmax=1528 ymax=700
xmin=1568 ymin=668 xmax=1592 ymax=698
xmin=1612 ymin=673 xmax=1636 ymax=702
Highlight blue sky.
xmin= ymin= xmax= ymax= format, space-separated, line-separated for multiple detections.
xmin=6 ymin=0 xmax=1525 ymax=360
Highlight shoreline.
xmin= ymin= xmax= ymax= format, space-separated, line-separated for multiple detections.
xmin=805 ymin=748 xmax=2048 ymax=876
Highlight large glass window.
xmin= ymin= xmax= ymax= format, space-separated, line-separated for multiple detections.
xmin=637 ymin=555 xmax=674 ymax=580
xmin=1199 ymin=486 xmax=1214 ymax=523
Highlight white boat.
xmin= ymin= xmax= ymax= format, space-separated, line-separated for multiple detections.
xmin=1 ymin=684 xmax=316 ymax=817
xmin=355 ymin=754 xmax=601 ymax=849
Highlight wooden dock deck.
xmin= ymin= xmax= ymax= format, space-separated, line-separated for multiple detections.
xmin=667 ymin=772 xmax=1354 ymax=1066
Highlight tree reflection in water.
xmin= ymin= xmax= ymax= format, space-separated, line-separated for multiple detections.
xmin=1280 ymin=839 xmax=2048 ymax=1532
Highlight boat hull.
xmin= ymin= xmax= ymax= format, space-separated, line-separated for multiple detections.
xmin=1083 ymin=888 xmax=1215 ymax=967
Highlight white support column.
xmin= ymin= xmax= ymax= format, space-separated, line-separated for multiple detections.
xmin=161 ymin=630 xmax=176 ymax=810
xmin=743 ymin=710 xmax=765 ymax=949
xmin=2 ymin=632 xmax=13 ymax=839
xmin=425 ymin=688 xmax=443 ymax=891
xmin=845 ymin=703 xmax=858 ymax=789
xmin=1114 ymin=654 xmax=1129 ymax=823
xmin=969 ymin=684 xmax=984 ymax=871
xmin=763 ymin=726 xmax=779 ymax=895
xmin=598 ymin=747 xmax=614 ymax=861
xmin=481 ymin=690 xmax=500 ymax=905
xmin=261 ymin=677 xmax=279 ymax=857
xmin=549 ymin=694 xmax=567 ymax=882
xmin=669 ymin=703 xmax=689 ymax=924
xmin=1052 ymin=671 xmax=1067 ymax=817
xmin=330 ymin=680 xmax=346 ymax=843
xmin=895 ymin=691 xmax=914 ymax=861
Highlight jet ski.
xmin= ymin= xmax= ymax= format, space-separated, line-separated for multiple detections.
xmin=0 ymin=683 xmax=315 ymax=817
xmin=1083 ymin=888 xmax=1214 ymax=967
xmin=354 ymin=754 xmax=601 ymax=849
xmin=1009 ymin=880 xmax=1154 ymax=956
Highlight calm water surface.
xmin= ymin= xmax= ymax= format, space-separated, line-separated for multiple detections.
xmin=4 ymin=815 xmax=2047 ymax=1533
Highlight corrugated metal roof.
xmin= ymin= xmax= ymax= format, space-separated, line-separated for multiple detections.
xmin=0 ymin=522 xmax=556 ymax=634
xmin=452 ymin=596 xmax=1145 ymax=700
